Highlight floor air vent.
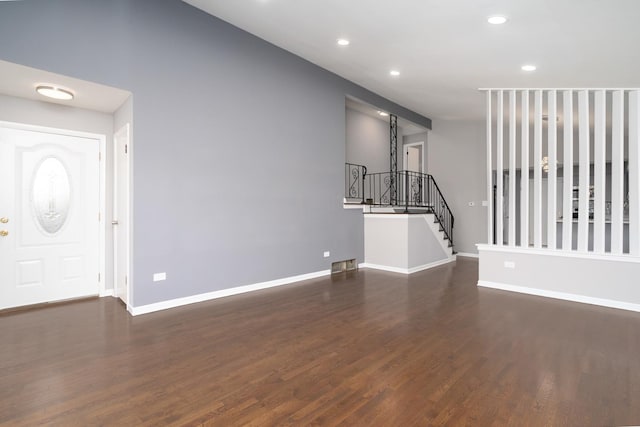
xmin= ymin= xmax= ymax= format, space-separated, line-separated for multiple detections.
xmin=331 ymin=259 xmax=357 ymax=274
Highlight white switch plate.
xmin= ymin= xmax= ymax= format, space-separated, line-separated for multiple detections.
xmin=323 ymin=251 xmax=330 ymax=258
xmin=504 ymin=261 xmax=516 ymax=269
xmin=482 ymin=200 xmax=489 ymax=207
xmin=153 ymin=272 xmax=167 ymax=281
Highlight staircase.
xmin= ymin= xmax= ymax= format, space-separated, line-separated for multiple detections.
xmin=345 ymin=163 xmax=455 ymax=253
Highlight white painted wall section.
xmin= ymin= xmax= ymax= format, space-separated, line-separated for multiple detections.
xmin=478 ymin=245 xmax=640 ymax=312
xmin=364 ymin=214 xmax=454 ymax=274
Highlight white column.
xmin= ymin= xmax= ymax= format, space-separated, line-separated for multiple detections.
xmin=547 ymin=90 xmax=557 ymax=250
xmin=509 ymin=90 xmax=517 ymax=246
xmin=533 ymin=90 xmax=543 ymax=248
xmin=611 ymin=90 xmax=624 ymax=254
xmin=577 ymin=90 xmax=590 ymax=252
xmin=562 ymin=91 xmax=574 ymax=251
xmin=496 ymin=91 xmax=504 ymax=246
xmin=629 ymin=91 xmax=640 ymax=255
xmin=486 ymin=90 xmax=493 ymax=245
xmin=520 ymin=91 xmax=530 ymax=248
xmin=593 ymin=90 xmax=606 ymax=253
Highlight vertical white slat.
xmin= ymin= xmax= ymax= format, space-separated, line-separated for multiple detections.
xmin=520 ymin=90 xmax=530 ymax=248
xmin=629 ymin=90 xmax=640 ymax=255
xmin=533 ymin=90 xmax=543 ymax=248
xmin=496 ymin=91 xmax=504 ymax=245
xmin=593 ymin=90 xmax=606 ymax=253
xmin=509 ymin=90 xmax=517 ymax=246
xmin=611 ymin=90 xmax=624 ymax=254
xmin=486 ymin=90 xmax=493 ymax=244
xmin=578 ymin=90 xmax=590 ymax=252
xmin=547 ymin=90 xmax=557 ymax=250
xmin=562 ymin=91 xmax=574 ymax=251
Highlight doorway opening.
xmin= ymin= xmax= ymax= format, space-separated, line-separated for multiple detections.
xmin=404 ymin=141 xmax=425 ymax=174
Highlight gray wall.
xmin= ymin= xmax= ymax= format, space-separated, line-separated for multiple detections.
xmin=345 ymin=107 xmax=390 ymax=173
xmin=0 ymin=94 xmax=116 ymax=290
xmin=404 ymin=132 xmax=428 ymax=146
xmin=0 ymin=0 xmax=430 ymax=307
xmin=428 ymin=119 xmax=487 ymax=254
xmin=478 ymin=246 xmax=640 ymax=309
xmin=345 ymin=107 xmax=411 ymax=174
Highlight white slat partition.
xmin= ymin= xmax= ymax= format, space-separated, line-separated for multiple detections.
xmin=547 ymin=91 xmax=557 ymax=249
xmin=577 ymin=91 xmax=590 ymax=252
xmin=611 ymin=91 xmax=624 ymax=254
xmin=496 ymin=91 xmax=504 ymax=246
xmin=509 ymin=90 xmax=517 ymax=246
xmin=593 ymin=91 xmax=606 ymax=253
xmin=482 ymin=87 xmax=640 ymax=258
xmin=562 ymin=91 xmax=573 ymax=251
xmin=520 ymin=91 xmax=530 ymax=247
xmin=630 ymin=91 xmax=640 ymax=255
xmin=533 ymin=91 xmax=543 ymax=248
xmin=486 ymin=90 xmax=493 ymax=244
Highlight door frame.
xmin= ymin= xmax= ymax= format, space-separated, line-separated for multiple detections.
xmin=403 ymin=141 xmax=426 ymax=173
xmin=0 ymin=120 xmax=107 ymax=297
xmin=113 ymin=123 xmax=132 ymax=308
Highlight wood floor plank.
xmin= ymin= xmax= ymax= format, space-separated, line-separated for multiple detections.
xmin=1 ymin=258 xmax=640 ymax=426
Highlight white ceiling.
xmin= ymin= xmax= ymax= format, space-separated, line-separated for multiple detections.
xmin=0 ymin=60 xmax=130 ymax=113
xmin=184 ymin=0 xmax=640 ymax=122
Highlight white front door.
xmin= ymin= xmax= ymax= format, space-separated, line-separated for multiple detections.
xmin=0 ymin=124 xmax=100 ymax=310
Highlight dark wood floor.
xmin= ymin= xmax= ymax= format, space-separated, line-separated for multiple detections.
xmin=1 ymin=258 xmax=640 ymax=426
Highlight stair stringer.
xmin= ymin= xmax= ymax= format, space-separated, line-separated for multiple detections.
xmin=422 ymin=213 xmax=454 ymax=257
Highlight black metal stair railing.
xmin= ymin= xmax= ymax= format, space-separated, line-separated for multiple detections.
xmin=344 ymin=163 xmax=367 ymax=203
xmin=424 ymin=173 xmax=454 ymax=249
xmin=344 ymin=165 xmax=455 ymax=249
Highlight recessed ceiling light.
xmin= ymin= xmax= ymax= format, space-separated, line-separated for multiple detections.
xmin=378 ymin=111 xmax=389 ymax=117
xmin=36 ymin=85 xmax=74 ymax=100
xmin=521 ymin=65 xmax=537 ymax=72
xmin=488 ymin=16 xmax=507 ymax=25
xmin=389 ymin=70 xmax=400 ymax=77
xmin=337 ymin=39 xmax=350 ymax=46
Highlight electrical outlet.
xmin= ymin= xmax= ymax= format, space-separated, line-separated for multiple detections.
xmin=153 ymin=272 xmax=167 ymax=282
xmin=324 ymin=251 xmax=330 ymax=258
xmin=504 ymin=261 xmax=516 ymax=269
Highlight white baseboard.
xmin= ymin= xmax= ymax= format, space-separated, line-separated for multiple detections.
xmin=130 ymin=269 xmax=331 ymax=316
xmin=361 ymin=256 xmax=456 ymax=275
xmin=456 ymin=252 xmax=479 ymax=259
xmin=99 ymin=289 xmax=115 ymax=297
xmin=477 ymin=280 xmax=640 ymax=313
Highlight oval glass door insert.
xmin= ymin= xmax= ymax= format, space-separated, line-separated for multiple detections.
xmin=31 ymin=157 xmax=71 ymax=234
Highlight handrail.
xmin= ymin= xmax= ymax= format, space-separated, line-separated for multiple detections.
xmin=344 ymin=165 xmax=455 ymax=249
xmin=426 ymin=173 xmax=454 ymax=247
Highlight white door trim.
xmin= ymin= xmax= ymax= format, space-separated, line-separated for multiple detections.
xmin=113 ymin=123 xmax=132 ymax=308
xmin=403 ymin=141 xmax=426 ymax=173
xmin=0 ymin=120 xmax=107 ymax=298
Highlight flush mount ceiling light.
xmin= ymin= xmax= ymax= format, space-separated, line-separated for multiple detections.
xmin=487 ymin=15 xmax=507 ymax=25
xmin=521 ymin=64 xmax=537 ymax=72
xmin=36 ymin=85 xmax=74 ymax=100
xmin=389 ymin=70 xmax=400 ymax=77
xmin=337 ymin=38 xmax=350 ymax=46
xmin=378 ymin=111 xmax=389 ymax=117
